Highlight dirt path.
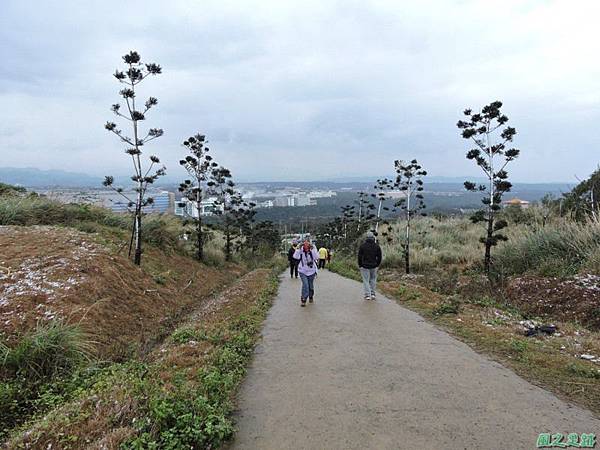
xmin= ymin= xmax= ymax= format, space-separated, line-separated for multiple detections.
xmin=230 ymin=270 xmax=600 ymax=450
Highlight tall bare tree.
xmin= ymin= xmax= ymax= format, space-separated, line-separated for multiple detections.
xmin=355 ymin=191 xmax=373 ymax=231
xmin=103 ymin=50 xmax=165 ymax=266
xmin=209 ymin=167 xmax=239 ymax=261
xmin=371 ymin=178 xmax=394 ymax=234
xmin=457 ymin=101 xmax=520 ymax=274
xmin=179 ymin=134 xmax=219 ymax=261
xmin=394 ymin=159 xmax=427 ymax=274
xmin=239 ymin=201 xmax=258 ymax=253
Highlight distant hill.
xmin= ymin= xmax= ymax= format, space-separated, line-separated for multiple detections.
xmin=0 ymin=167 xmax=102 ymax=188
xmin=0 ymin=167 xmax=193 ymax=189
xmin=0 ymin=167 xmax=575 ymax=194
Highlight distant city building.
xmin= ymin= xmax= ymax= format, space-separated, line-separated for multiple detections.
xmin=272 ymin=194 xmax=317 ymax=207
xmin=295 ymin=195 xmax=314 ymax=207
xmin=387 ymin=191 xmax=408 ymax=199
xmin=111 ymin=191 xmax=171 ymax=214
xmin=502 ymin=198 xmax=530 ymax=209
xmin=174 ymin=197 xmax=223 ymax=218
xmin=307 ymin=190 xmax=337 ymax=199
xmin=257 ymin=200 xmax=274 ymax=208
xmin=274 ymin=196 xmax=295 ymax=207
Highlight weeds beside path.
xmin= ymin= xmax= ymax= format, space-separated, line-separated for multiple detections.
xmin=4 ymin=267 xmax=283 ymax=449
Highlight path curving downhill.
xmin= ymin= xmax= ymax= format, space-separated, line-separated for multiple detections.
xmin=229 ymin=270 xmax=600 ymax=450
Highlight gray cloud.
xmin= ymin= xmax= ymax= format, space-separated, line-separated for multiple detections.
xmin=1 ymin=0 xmax=599 ymax=183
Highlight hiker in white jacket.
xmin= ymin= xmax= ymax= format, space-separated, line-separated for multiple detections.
xmin=293 ymin=238 xmax=319 ymax=307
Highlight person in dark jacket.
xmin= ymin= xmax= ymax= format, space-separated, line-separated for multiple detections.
xmin=357 ymin=231 xmax=382 ymax=300
xmin=287 ymin=240 xmax=299 ymax=278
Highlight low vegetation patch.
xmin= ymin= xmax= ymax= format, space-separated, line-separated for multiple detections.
xmin=4 ymin=267 xmax=282 ymax=448
xmin=0 ymin=223 xmax=246 ymax=441
xmin=0 ymin=225 xmax=241 ymax=357
xmin=0 ymin=320 xmax=93 ymax=439
xmin=492 ymin=221 xmax=600 ymax=278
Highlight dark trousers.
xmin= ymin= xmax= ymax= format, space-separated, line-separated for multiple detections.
xmin=318 ymin=258 xmax=326 ymax=269
xmin=290 ymin=260 xmax=299 ymax=278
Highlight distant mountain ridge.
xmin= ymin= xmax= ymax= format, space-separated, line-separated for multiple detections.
xmin=0 ymin=167 xmax=574 ymax=190
xmin=0 ymin=168 xmax=102 ymax=188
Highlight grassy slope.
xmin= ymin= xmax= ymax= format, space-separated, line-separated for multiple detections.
xmin=5 ymin=267 xmax=282 ymax=449
xmin=0 ymin=223 xmax=250 ymax=440
xmin=0 ymin=225 xmax=242 ymax=359
xmin=381 ymin=214 xmax=600 ymax=277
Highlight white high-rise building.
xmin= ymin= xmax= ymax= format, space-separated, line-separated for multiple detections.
xmin=174 ymin=197 xmax=224 ymax=218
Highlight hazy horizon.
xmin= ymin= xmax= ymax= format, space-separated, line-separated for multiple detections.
xmin=0 ymin=166 xmax=578 ymax=187
xmin=1 ymin=1 xmax=599 ymax=184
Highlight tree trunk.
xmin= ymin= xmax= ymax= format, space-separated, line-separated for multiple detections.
xmin=405 ymin=213 xmax=411 ymax=274
xmin=131 ymin=79 xmax=143 ymax=266
xmin=195 ymin=190 xmax=203 ymax=261
xmin=133 ymin=185 xmax=143 ymax=266
xmin=484 ymin=213 xmax=493 ymax=274
xmin=405 ymin=186 xmax=411 ymax=274
xmin=134 ymin=207 xmax=142 ymax=266
xmin=225 ymin=222 xmax=232 ymax=261
xmin=375 ymin=199 xmax=383 ymax=233
xmin=128 ymin=215 xmax=135 ymax=257
xmin=485 ymin=125 xmax=493 ymax=275
xmin=197 ymin=212 xmax=203 ymax=261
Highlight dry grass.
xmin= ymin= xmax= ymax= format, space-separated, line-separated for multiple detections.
xmin=5 ymin=268 xmax=277 ymax=449
xmin=0 ymin=225 xmax=244 ymax=360
xmin=380 ymin=213 xmax=600 ymax=278
xmin=380 ymin=216 xmax=493 ymax=271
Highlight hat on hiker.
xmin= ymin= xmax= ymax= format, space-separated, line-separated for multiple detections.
xmin=366 ymin=231 xmax=375 ymax=240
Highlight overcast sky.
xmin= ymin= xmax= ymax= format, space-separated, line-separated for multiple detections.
xmin=1 ymin=0 xmax=599 ymax=183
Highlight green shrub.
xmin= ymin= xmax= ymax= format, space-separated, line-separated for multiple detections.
xmin=328 ymin=257 xmax=360 ymax=281
xmin=0 ymin=380 xmax=25 ymax=437
xmin=1 ymin=319 xmax=92 ymax=381
xmin=126 ymin=378 xmax=233 ymax=450
xmin=567 ymin=362 xmax=600 ymax=379
xmin=509 ymin=339 xmax=528 ymax=354
xmin=170 ymin=327 xmax=207 ymax=345
xmin=380 ymin=252 xmax=403 ymax=269
xmin=142 ymin=215 xmax=182 ymax=252
xmin=0 ymin=182 xmax=26 ymax=196
xmin=0 ymin=196 xmax=107 ymax=226
xmin=433 ymin=296 xmax=460 ymax=315
xmin=203 ymin=247 xmax=226 ymax=267
xmin=0 ymin=320 xmax=95 ymax=439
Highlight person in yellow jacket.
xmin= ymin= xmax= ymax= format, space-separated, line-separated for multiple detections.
xmin=318 ymin=246 xmax=328 ymax=269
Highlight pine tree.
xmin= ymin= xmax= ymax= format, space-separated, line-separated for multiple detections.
xmin=457 ymin=101 xmax=520 ymax=274
xmin=103 ymin=50 xmax=165 ymax=266
xmin=394 ymin=159 xmax=427 ymax=274
xmin=371 ymin=178 xmax=393 ymax=233
xmin=222 ymin=193 xmax=247 ymax=260
xmin=178 ymin=134 xmax=219 ymax=261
